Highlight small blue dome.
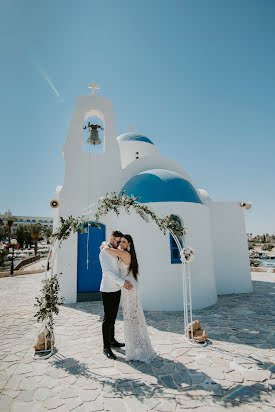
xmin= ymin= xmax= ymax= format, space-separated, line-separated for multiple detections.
xmin=120 ymin=169 xmax=203 ymax=204
xmin=117 ymin=132 xmax=154 ymax=145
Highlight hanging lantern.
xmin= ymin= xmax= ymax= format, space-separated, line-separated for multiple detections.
xmin=83 ymin=122 xmax=104 ymax=145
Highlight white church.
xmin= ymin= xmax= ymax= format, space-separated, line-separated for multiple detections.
xmin=53 ymin=85 xmax=252 ymax=311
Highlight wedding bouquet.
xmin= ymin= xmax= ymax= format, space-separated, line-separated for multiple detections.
xmin=180 ymin=247 xmax=195 ymax=263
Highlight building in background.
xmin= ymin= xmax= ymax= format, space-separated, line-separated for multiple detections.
xmin=0 ymin=210 xmax=53 ymax=233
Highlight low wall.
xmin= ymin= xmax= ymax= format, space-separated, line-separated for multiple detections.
xmin=14 ymin=255 xmax=40 ymax=271
xmin=251 ymin=267 xmax=275 ymax=273
xmin=0 ymin=269 xmax=44 ymax=278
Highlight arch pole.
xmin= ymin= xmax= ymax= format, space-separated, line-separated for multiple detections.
xmin=168 ymin=229 xmax=204 ymax=347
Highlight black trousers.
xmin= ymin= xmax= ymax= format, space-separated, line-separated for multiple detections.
xmin=101 ymin=290 xmax=121 ymax=348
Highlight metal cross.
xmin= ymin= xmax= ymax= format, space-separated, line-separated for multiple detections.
xmin=128 ymin=125 xmax=135 ymax=131
xmin=88 ymin=81 xmax=100 ymax=95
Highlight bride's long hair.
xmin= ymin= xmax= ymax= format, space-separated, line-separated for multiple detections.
xmin=123 ymin=234 xmax=139 ymax=280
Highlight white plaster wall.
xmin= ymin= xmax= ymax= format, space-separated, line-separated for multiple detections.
xmin=118 ymin=141 xmax=158 ymax=168
xmin=109 ymin=202 xmax=217 ymax=311
xmin=209 ymin=202 xmax=252 ymax=295
xmin=57 ymin=233 xmax=78 ymax=303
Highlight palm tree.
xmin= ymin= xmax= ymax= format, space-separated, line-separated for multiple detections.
xmin=15 ymin=224 xmax=31 ymax=248
xmin=30 ymin=224 xmax=43 ymax=255
xmin=42 ymin=225 xmax=53 ymax=244
xmin=6 ymin=216 xmax=17 ymax=243
xmin=0 ymin=218 xmax=6 ymax=242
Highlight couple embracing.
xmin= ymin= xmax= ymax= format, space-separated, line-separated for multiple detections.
xmin=99 ymin=230 xmax=157 ymax=363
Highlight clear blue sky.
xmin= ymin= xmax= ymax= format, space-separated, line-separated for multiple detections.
xmin=0 ymin=0 xmax=274 ymax=235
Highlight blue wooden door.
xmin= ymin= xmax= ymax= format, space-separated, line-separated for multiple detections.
xmin=77 ymin=223 xmax=106 ymax=293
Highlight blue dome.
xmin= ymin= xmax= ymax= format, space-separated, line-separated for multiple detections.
xmin=120 ymin=169 xmax=203 ymax=204
xmin=117 ymin=132 xmax=154 ymax=145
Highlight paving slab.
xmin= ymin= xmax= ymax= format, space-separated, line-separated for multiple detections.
xmin=0 ymin=271 xmax=274 ymax=411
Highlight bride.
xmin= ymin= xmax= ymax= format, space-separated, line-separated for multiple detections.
xmin=102 ymin=234 xmax=157 ymax=363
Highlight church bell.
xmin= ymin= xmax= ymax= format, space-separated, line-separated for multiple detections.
xmin=87 ymin=129 xmax=102 ymax=145
xmin=84 ymin=122 xmax=103 ymax=145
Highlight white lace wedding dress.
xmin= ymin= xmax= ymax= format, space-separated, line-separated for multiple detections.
xmin=119 ymin=259 xmax=158 ymax=363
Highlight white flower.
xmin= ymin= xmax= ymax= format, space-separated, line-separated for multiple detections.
xmin=180 ymin=247 xmax=195 ymax=263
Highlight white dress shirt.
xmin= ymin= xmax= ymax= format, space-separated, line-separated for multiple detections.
xmin=99 ymin=246 xmax=125 ymax=292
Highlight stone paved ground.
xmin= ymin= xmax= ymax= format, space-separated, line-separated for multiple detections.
xmin=0 ymin=272 xmax=274 ymax=412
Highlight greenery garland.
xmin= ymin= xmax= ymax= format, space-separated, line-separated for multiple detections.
xmin=51 ymin=191 xmax=185 ymax=244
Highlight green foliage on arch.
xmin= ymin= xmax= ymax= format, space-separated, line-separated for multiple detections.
xmin=51 ymin=191 xmax=185 ymax=245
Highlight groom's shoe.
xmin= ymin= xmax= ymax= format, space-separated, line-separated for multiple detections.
xmin=103 ymin=347 xmax=117 ymax=360
xmin=110 ymin=340 xmax=125 ymax=348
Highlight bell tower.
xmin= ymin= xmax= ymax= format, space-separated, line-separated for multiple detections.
xmin=60 ymin=84 xmax=122 ymax=216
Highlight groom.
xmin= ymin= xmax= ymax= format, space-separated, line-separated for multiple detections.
xmin=99 ymin=230 xmax=133 ymax=360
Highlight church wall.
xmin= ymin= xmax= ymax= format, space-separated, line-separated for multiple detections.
xmin=60 ymin=153 xmax=123 ymax=217
xmin=57 ymin=233 xmax=78 ymax=303
xmin=172 ymin=202 xmax=217 ymax=310
xmin=209 ymin=202 xmax=252 ymax=295
xmin=109 ymin=202 xmax=217 ymax=311
xmin=56 ymin=199 xmax=218 ymax=309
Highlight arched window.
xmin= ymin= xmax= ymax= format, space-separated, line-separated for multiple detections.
xmin=170 ymin=215 xmax=183 ymax=264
